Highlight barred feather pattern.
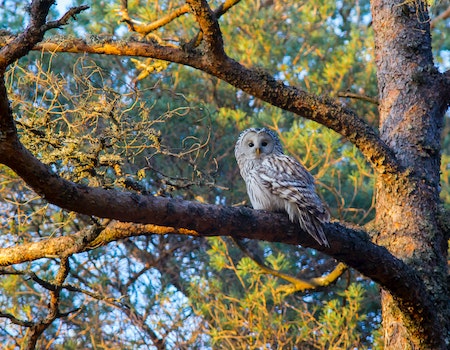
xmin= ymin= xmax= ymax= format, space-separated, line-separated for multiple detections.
xmin=235 ymin=128 xmax=330 ymax=247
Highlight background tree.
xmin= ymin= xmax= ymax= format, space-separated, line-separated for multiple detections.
xmin=0 ymin=0 xmax=449 ymax=349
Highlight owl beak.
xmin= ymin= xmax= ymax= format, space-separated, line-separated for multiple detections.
xmin=255 ymin=147 xmax=261 ymax=156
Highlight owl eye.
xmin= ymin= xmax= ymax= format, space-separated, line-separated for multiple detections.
xmin=248 ymin=142 xmax=254 ymax=147
xmin=261 ymin=141 xmax=268 ymax=147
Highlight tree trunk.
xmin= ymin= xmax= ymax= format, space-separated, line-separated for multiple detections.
xmin=371 ymin=0 xmax=449 ymax=348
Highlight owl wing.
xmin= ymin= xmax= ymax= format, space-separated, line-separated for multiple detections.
xmin=258 ymin=154 xmax=330 ymax=246
xmin=259 ymin=154 xmax=327 ymax=219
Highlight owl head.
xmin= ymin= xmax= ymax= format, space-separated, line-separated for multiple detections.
xmin=235 ymin=128 xmax=284 ymax=161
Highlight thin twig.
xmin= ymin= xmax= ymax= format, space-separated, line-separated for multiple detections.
xmin=337 ymin=91 xmax=379 ymax=105
xmin=43 ymin=5 xmax=90 ymax=31
xmin=431 ymin=6 xmax=450 ymax=29
xmin=0 ymin=312 xmax=34 ymax=327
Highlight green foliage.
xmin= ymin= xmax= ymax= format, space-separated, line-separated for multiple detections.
xmin=189 ymin=238 xmax=380 ymax=349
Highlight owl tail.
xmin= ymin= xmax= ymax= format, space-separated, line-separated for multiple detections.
xmin=297 ymin=210 xmax=330 ymax=247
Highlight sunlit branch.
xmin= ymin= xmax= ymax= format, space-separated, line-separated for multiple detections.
xmin=120 ymin=1 xmax=190 ymax=35
xmin=119 ymin=0 xmax=241 ymax=41
xmin=0 ymin=221 xmax=198 ymax=266
xmin=232 ymin=238 xmax=347 ymax=294
xmin=0 ymin=35 xmax=402 ymax=176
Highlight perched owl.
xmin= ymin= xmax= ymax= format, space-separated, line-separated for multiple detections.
xmin=235 ymin=127 xmax=330 ymax=247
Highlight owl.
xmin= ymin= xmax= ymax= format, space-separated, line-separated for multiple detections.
xmin=235 ymin=127 xmax=330 ymax=247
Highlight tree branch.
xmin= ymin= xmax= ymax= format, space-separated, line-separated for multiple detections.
xmin=431 ymin=6 xmax=450 ymax=29
xmin=0 ymin=1 xmax=88 ymax=72
xmin=232 ymin=237 xmax=348 ymax=294
xmin=186 ymin=0 xmax=226 ymax=58
xmin=120 ymin=1 xmax=190 ymax=35
xmin=0 ymin=312 xmax=34 ymax=328
xmin=43 ymin=5 xmax=89 ymax=31
xmin=21 ymin=257 xmax=72 ymax=350
xmin=0 ymin=130 xmax=438 ymax=343
xmin=337 ymin=91 xmax=379 ymax=105
xmin=0 ymin=35 xmax=401 ymax=176
xmin=0 ymin=0 xmax=400 ymax=175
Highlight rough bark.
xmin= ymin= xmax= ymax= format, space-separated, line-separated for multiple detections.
xmin=371 ymin=0 xmax=450 ymax=348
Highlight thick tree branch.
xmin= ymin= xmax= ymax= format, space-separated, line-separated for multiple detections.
xmin=0 ymin=116 xmax=438 ymax=345
xmin=186 ymin=0 xmax=226 ymax=58
xmin=0 ymin=208 xmax=432 ymax=320
xmin=0 ymin=36 xmax=401 ymax=176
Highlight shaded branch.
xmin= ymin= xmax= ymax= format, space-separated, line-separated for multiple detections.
xmin=43 ymin=5 xmax=89 ymax=31
xmin=0 ymin=1 xmax=88 ymax=72
xmin=0 ymin=312 xmax=34 ymax=328
xmin=431 ymin=6 xmax=450 ymax=29
xmin=21 ymin=257 xmax=72 ymax=350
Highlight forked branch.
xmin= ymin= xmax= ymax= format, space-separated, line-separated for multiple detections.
xmin=0 ymin=1 xmax=88 ymax=72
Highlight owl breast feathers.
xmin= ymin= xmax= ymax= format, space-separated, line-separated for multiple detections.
xmin=235 ymin=127 xmax=330 ymax=247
